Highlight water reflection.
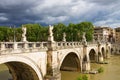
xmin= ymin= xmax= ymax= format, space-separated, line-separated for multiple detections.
xmin=61 ymin=55 xmax=120 ymax=80
xmin=0 ymin=64 xmax=12 ymax=80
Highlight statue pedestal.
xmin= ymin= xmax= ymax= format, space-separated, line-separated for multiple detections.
xmin=22 ymin=37 xmax=27 ymax=42
xmin=47 ymin=41 xmax=56 ymax=50
xmin=48 ymin=36 xmax=54 ymax=42
xmin=13 ymin=42 xmax=18 ymax=50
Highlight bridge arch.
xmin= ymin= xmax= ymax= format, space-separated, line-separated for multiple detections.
xmin=0 ymin=55 xmax=43 ymax=80
xmin=88 ymin=49 xmax=97 ymax=63
xmin=59 ymin=52 xmax=81 ymax=72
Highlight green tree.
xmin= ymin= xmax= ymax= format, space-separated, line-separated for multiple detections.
xmin=0 ymin=26 xmax=13 ymax=41
xmin=23 ymin=24 xmax=42 ymax=42
xmin=0 ymin=21 xmax=94 ymax=42
xmin=76 ymin=22 xmax=94 ymax=41
xmin=16 ymin=27 xmax=22 ymax=41
xmin=40 ymin=27 xmax=48 ymax=41
xmin=66 ymin=23 xmax=76 ymax=41
xmin=0 ymin=31 xmax=4 ymax=41
xmin=53 ymin=23 xmax=66 ymax=41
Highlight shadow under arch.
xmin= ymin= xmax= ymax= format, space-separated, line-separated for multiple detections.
xmin=60 ymin=52 xmax=81 ymax=72
xmin=89 ymin=49 xmax=96 ymax=63
xmin=0 ymin=55 xmax=43 ymax=80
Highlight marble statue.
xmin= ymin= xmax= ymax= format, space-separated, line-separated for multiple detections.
xmin=48 ymin=25 xmax=54 ymax=42
xmin=82 ymin=32 xmax=86 ymax=42
xmin=49 ymin=25 xmax=53 ymax=37
xmin=82 ymin=32 xmax=87 ymax=45
xmin=21 ymin=25 xmax=27 ymax=42
xmin=63 ymin=32 xmax=66 ymax=42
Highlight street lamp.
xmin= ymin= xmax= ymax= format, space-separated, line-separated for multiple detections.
xmin=13 ymin=25 xmax=16 ymax=42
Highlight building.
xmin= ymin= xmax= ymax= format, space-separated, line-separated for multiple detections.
xmin=115 ymin=27 xmax=120 ymax=43
xmin=94 ymin=26 xmax=115 ymax=43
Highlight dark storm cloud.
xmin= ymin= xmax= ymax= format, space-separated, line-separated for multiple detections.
xmin=0 ymin=0 xmax=120 ymax=27
xmin=0 ymin=0 xmax=43 ymax=26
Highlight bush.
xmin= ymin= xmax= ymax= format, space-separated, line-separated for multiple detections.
xmin=98 ymin=67 xmax=104 ymax=73
xmin=82 ymin=75 xmax=88 ymax=80
xmin=77 ymin=75 xmax=88 ymax=80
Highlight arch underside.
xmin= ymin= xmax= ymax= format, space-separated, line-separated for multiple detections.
xmin=0 ymin=55 xmax=43 ymax=80
xmin=89 ymin=49 xmax=96 ymax=63
xmin=5 ymin=62 xmax=39 ymax=80
xmin=60 ymin=52 xmax=81 ymax=72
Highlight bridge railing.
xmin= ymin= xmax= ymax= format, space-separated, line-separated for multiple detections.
xmin=0 ymin=41 xmax=109 ymax=54
xmin=0 ymin=42 xmax=48 ymax=49
xmin=0 ymin=42 xmax=48 ymax=54
xmin=56 ymin=42 xmax=83 ymax=49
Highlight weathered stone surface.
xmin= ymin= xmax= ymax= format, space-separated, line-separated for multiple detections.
xmin=0 ymin=41 xmax=111 ymax=80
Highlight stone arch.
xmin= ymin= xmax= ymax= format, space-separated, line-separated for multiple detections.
xmin=89 ymin=49 xmax=97 ymax=63
xmin=59 ymin=52 xmax=81 ymax=72
xmin=0 ymin=55 xmax=43 ymax=80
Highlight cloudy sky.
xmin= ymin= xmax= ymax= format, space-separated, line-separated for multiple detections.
xmin=0 ymin=0 xmax=120 ymax=28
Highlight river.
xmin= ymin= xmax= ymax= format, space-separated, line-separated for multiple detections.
xmin=0 ymin=55 xmax=120 ymax=80
xmin=61 ymin=55 xmax=120 ymax=80
xmin=0 ymin=64 xmax=12 ymax=80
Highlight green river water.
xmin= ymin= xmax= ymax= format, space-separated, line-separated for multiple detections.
xmin=0 ymin=55 xmax=120 ymax=80
xmin=62 ymin=55 xmax=120 ymax=80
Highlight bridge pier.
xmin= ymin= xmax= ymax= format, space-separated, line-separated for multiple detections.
xmin=45 ymin=25 xmax=61 ymax=80
xmin=98 ymin=52 xmax=104 ymax=63
xmin=98 ymin=42 xmax=104 ymax=63
xmin=82 ymin=61 xmax=90 ymax=72
xmin=45 ymin=41 xmax=61 ymax=80
xmin=82 ymin=40 xmax=91 ymax=72
xmin=106 ymin=42 xmax=111 ymax=58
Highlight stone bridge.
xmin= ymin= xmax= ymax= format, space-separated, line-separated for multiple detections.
xmin=0 ymin=41 xmax=111 ymax=80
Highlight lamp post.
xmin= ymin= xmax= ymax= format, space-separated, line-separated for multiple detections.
xmin=13 ymin=25 xmax=16 ymax=42
xmin=72 ymin=33 xmax=73 ymax=42
xmin=13 ymin=25 xmax=17 ymax=50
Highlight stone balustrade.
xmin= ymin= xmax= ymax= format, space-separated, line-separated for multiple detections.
xmin=56 ymin=42 xmax=83 ymax=49
xmin=0 ymin=41 xmax=102 ymax=54
xmin=0 ymin=42 xmax=48 ymax=54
